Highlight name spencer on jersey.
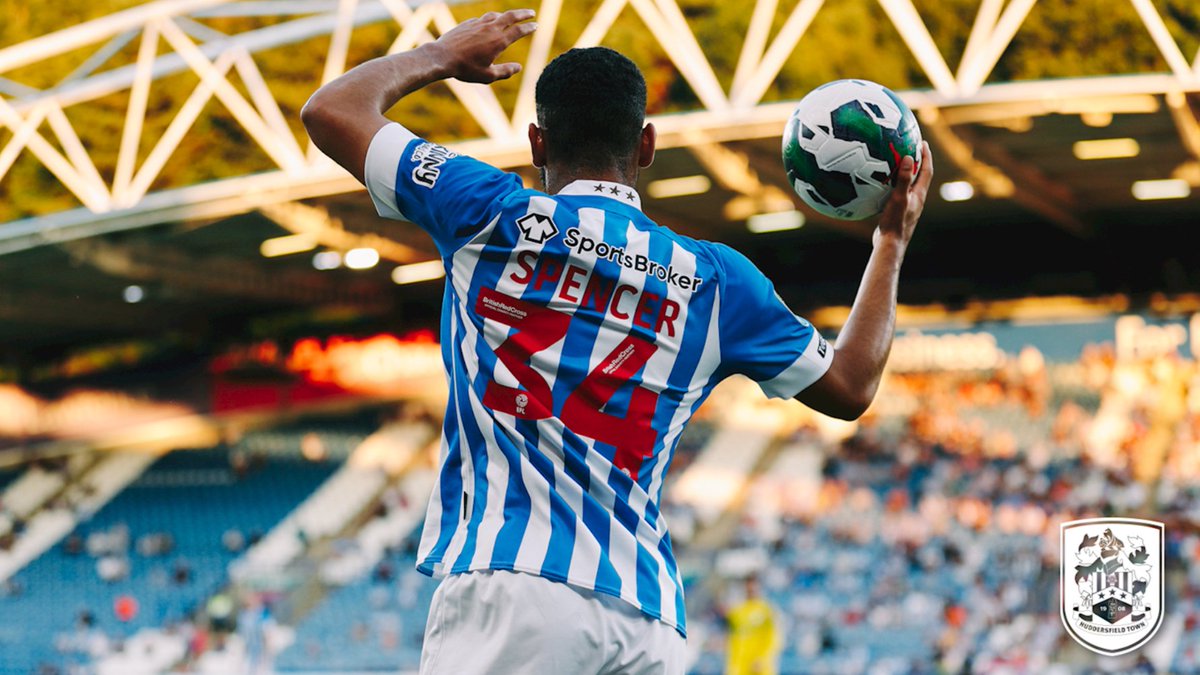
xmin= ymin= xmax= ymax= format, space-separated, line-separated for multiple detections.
xmin=502 ymin=227 xmax=704 ymax=340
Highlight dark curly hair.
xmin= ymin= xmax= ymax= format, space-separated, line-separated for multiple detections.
xmin=535 ymin=47 xmax=647 ymax=171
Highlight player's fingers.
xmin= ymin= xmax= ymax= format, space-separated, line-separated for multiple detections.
xmin=480 ymin=11 xmax=500 ymax=22
xmin=913 ymin=142 xmax=934 ymax=195
xmin=499 ymin=8 xmax=537 ymax=25
xmin=506 ymin=20 xmax=538 ymax=42
xmin=487 ymin=62 xmax=522 ymax=81
xmin=893 ymin=155 xmax=915 ymax=192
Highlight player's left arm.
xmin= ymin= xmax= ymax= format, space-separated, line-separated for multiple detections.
xmin=715 ymin=145 xmax=932 ymax=421
xmin=796 ymin=143 xmax=933 ymax=419
xmin=301 ymin=9 xmax=537 ymax=184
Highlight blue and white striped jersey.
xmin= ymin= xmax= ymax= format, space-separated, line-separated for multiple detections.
xmin=365 ymin=123 xmax=832 ymax=636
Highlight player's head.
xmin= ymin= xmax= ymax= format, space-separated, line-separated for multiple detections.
xmin=529 ymin=47 xmax=655 ymax=182
xmin=744 ymin=575 xmax=761 ymax=598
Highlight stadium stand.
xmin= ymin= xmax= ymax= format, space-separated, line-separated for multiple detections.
xmin=275 ymin=550 xmax=435 ymax=673
xmin=6 ymin=347 xmax=1200 ymax=674
xmin=0 ymin=442 xmax=340 ymax=675
xmin=679 ymin=352 xmax=1199 ymax=673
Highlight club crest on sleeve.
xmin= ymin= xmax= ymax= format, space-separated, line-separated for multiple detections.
xmin=517 ymin=212 xmax=559 ymax=245
xmin=1060 ymin=517 xmax=1164 ymax=656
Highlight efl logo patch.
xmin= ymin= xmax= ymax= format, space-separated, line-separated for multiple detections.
xmin=1060 ymin=518 xmax=1164 ymax=655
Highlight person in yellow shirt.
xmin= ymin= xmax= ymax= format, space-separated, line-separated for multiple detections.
xmin=723 ymin=576 xmax=781 ymax=675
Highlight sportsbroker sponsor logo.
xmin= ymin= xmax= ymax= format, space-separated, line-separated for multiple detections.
xmin=563 ymin=228 xmax=703 ymax=292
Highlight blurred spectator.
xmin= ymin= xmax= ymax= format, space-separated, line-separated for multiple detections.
xmin=63 ymin=533 xmax=84 ymax=556
xmin=96 ymin=555 xmax=129 ymax=583
xmin=172 ymin=558 xmax=192 ymax=585
xmin=722 ymin=576 xmax=780 ymax=675
xmin=136 ymin=531 xmax=175 ymax=557
xmin=222 ymin=528 xmax=246 ymax=554
xmin=301 ymin=433 xmax=327 ymax=462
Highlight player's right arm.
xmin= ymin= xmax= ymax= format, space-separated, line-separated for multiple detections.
xmin=300 ymin=9 xmax=537 ymax=184
xmin=796 ymin=143 xmax=933 ymax=419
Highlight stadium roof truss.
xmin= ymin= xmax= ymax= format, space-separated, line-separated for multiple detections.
xmin=1 ymin=0 xmax=1199 ymax=254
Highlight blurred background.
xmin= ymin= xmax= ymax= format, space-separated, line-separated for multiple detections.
xmin=1 ymin=0 xmax=1199 ymax=673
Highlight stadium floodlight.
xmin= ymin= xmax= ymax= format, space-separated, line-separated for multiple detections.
xmin=343 ymin=247 xmax=380 ymax=270
xmin=122 ymin=285 xmax=144 ymax=303
xmin=939 ymin=181 xmax=975 ymax=202
xmin=1072 ymin=138 xmax=1140 ymax=160
xmin=392 ymin=260 xmax=446 ymax=285
xmin=746 ymin=210 xmax=804 ymax=233
xmin=312 ymin=250 xmax=341 ymax=270
xmin=1131 ymin=179 xmax=1191 ymax=200
xmin=259 ymin=233 xmax=317 ymax=258
xmin=647 ymin=175 xmax=711 ymax=199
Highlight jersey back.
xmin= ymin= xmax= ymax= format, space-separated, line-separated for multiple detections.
xmin=365 ymin=124 xmax=832 ymax=635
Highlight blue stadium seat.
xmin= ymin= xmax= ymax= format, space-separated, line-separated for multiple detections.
xmin=0 ymin=446 xmax=339 ymax=675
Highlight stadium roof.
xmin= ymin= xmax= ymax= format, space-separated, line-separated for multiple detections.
xmin=1 ymin=0 xmax=1199 ymax=369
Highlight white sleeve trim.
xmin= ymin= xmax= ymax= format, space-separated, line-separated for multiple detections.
xmin=758 ymin=329 xmax=834 ymax=399
xmin=364 ymin=122 xmax=418 ymax=220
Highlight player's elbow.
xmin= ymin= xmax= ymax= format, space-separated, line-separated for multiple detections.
xmin=823 ymin=392 xmax=872 ymax=421
xmin=300 ymin=96 xmax=330 ymax=137
xmin=300 ymin=93 xmax=343 ymax=148
xmin=794 ymin=354 xmax=878 ymax=420
xmin=795 ymin=384 xmax=873 ymax=421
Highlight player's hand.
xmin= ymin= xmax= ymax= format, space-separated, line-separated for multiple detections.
xmin=875 ymin=141 xmax=933 ymax=249
xmin=430 ymin=9 xmax=537 ymax=84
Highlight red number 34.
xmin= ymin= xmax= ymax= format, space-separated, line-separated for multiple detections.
xmin=475 ymin=287 xmax=659 ymax=480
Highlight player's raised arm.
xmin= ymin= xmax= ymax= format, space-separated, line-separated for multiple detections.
xmin=301 ymin=9 xmax=537 ymax=183
xmin=796 ymin=142 xmax=934 ymax=420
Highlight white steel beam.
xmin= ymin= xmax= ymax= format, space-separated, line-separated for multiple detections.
xmin=4 ymin=0 xmax=1200 ymax=252
xmin=234 ymin=50 xmax=300 ymax=154
xmin=193 ymin=1 xmax=345 ymax=17
xmin=44 ymin=105 xmax=110 ymax=207
xmin=319 ymin=0 xmax=360 ymax=88
xmin=641 ymin=0 xmax=729 ymax=111
xmin=575 ymin=0 xmax=628 ymax=48
xmin=1129 ymin=0 xmax=1197 ymax=85
xmin=158 ymin=18 xmax=307 ymax=173
xmin=1166 ymin=91 xmax=1200 ymax=162
xmin=957 ymin=0 xmax=1002 ymax=85
xmin=875 ymin=0 xmax=958 ymax=97
xmin=730 ymin=0 xmax=778 ymax=101
xmin=128 ymin=51 xmax=239 ymax=203
xmin=733 ymin=0 xmax=824 ymax=108
xmin=0 ymin=0 xmax=229 ymax=74
xmin=113 ymin=23 xmax=162 ymax=205
xmin=7 ymin=3 xmax=397 ymax=114
xmin=956 ymin=0 xmax=1037 ymax=95
xmin=0 ymin=99 xmax=112 ymax=212
xmin=62 ymin=30 xmax=140 ymax=84
xmin=511 ymin=0 xmax=563 ymax=128
xmin=0 ymin=106 xmax=48 ymax=182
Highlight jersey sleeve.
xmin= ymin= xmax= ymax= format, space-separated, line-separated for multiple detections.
xmin=364 ymin=122 xmax=524 ymax=253
xmin=713 ymin=244 xmax=833 ymax=399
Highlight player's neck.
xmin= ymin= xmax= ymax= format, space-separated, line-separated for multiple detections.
xmin=542 ymin=165 xmax=637 ymax=195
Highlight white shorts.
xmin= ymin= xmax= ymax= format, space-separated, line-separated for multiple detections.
xmin=419 ymin=570 xmax=687 ymax=674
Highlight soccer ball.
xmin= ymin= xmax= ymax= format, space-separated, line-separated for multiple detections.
xmin=782 ymin=79 xmax=922 ymax=221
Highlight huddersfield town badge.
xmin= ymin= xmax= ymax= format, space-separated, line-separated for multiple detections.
xmin=1060 ymin=518 xmax=1164 ymax=655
